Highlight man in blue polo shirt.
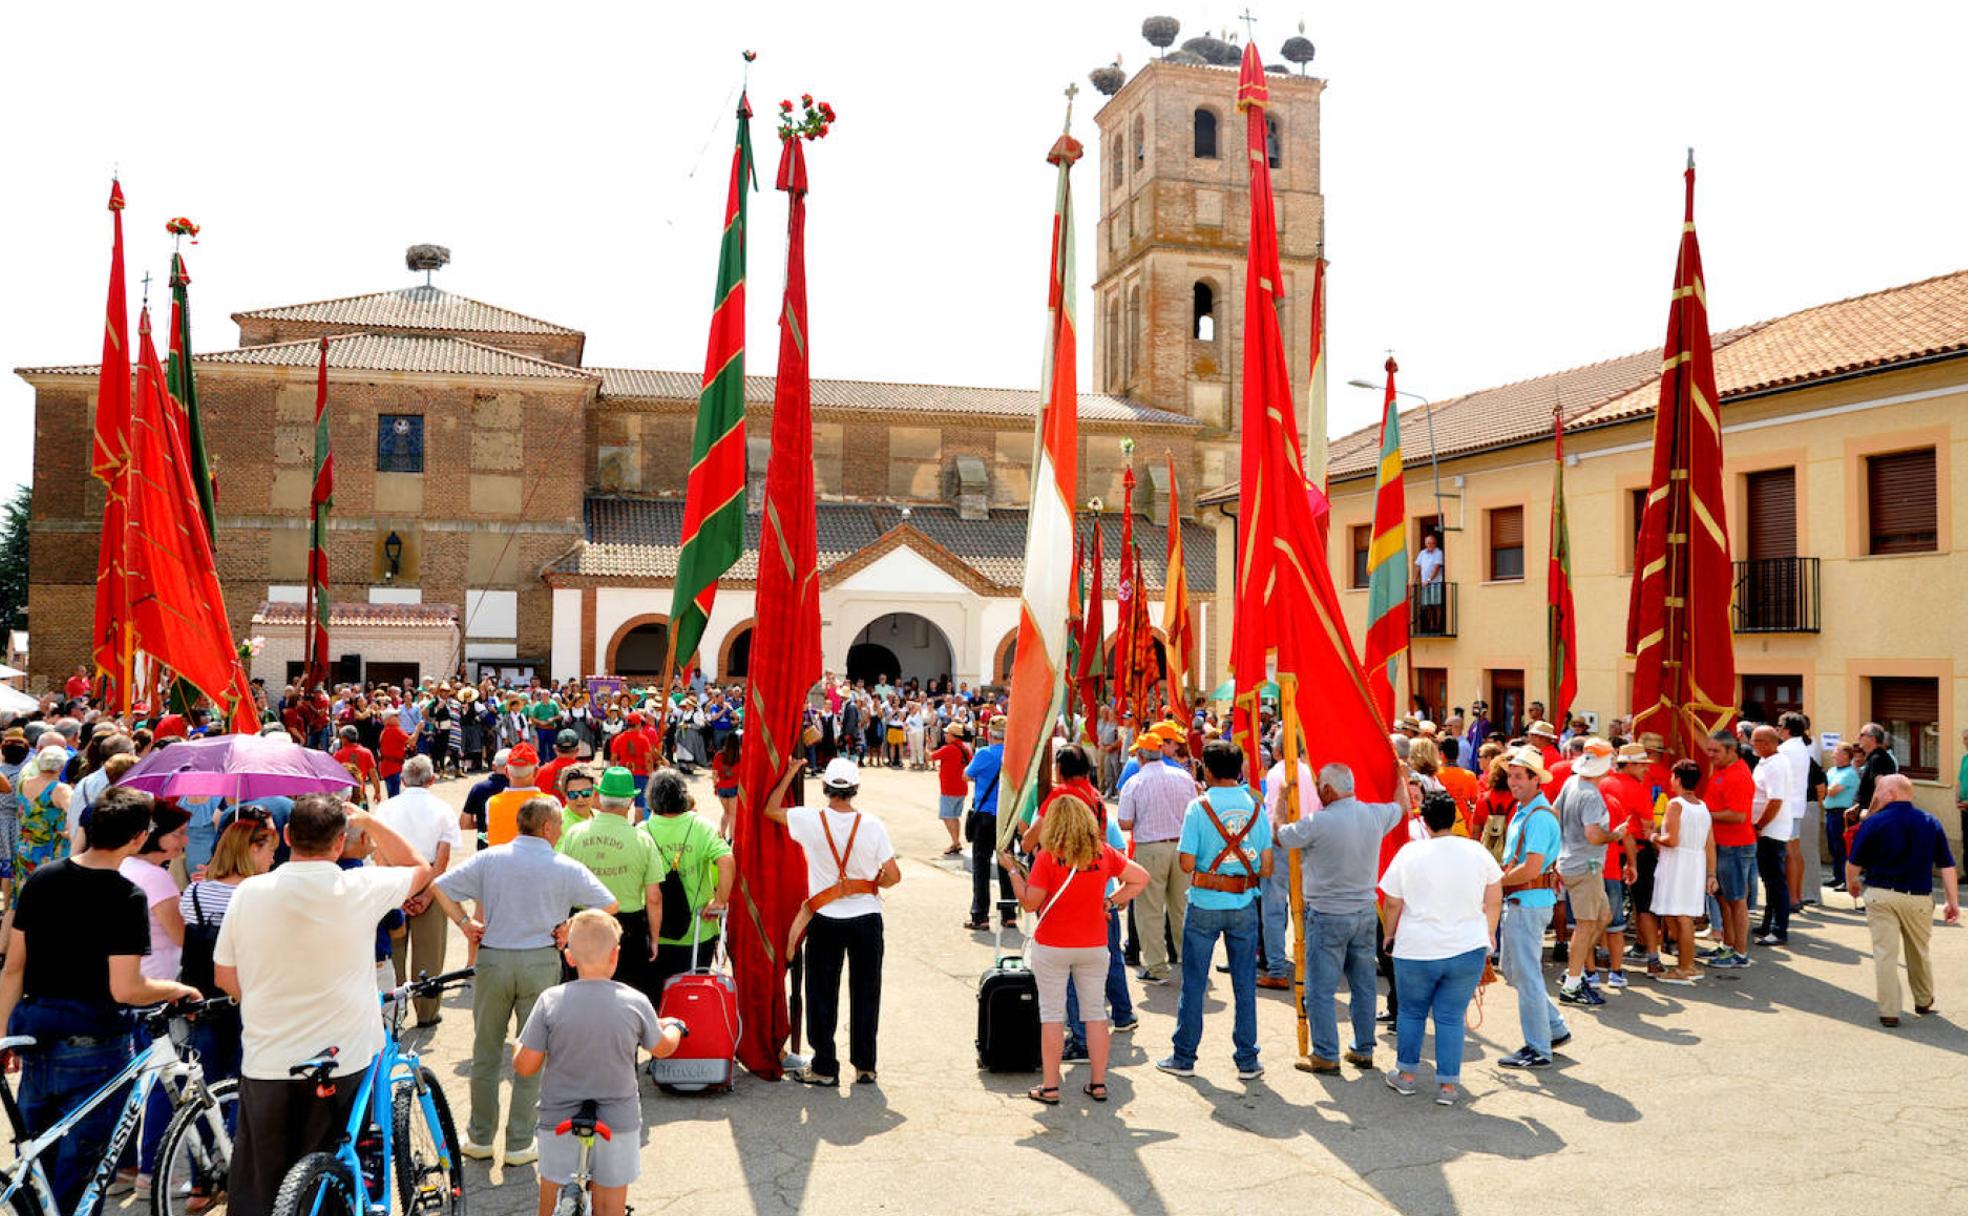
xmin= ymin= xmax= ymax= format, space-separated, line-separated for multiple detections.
xmin=1847 ymin=774 xmax=1959 ymax=1026
xmin=1157 ymin=740 xmax=1273 ymax=1082
xmin=1495 ymin=746 xmax=1571 ymax=1068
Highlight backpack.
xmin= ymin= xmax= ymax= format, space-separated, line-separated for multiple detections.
xmin=180 ymin=882 xmax=225 ymax=996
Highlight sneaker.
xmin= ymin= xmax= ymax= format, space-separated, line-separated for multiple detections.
xmin=1558 ymin=983 xmax=1600 ymax=1007
xmin=1755 ymin=933 xmax=1787 ymax=947
xmin=1623 ymin=944 xmax=1651 ymax=962
xmin=855 ymin=1070 xmax=879 ymax=1084
xmin=1061 ymin=1042 xmax=1090 ymax=1064
xmin=1137 ymin=969 xmax=1170 ymax=986
xmin=1496 ymin=1047 xmax=1552 ymax=1069
xmin=1154 ymin=1056 xmax=1196 ymax=1078
xmin=1296 ymin=1056 xmax=1341 ymax=1075
xmin=458 ymin=1140 xmax=497 ymax=1161
xmin=1435 ymin=1084 xmax=1458 ymax=1106
xmin=1237 ymin=1065 xmax=1265 ymax=1081
xmin=1707 ymin=954 xmax=1743 ymax=969
xmin=792 ymin=1066 xmax=839 ymax=1086
xmin=1603 ymin=972 xmax=1628 ymax=990
xmin=1732 ymin=952 xmax=1753 ymax=968
xmin=1384 ymin=1069 xmax=1418 ymax=1096
xmin=502 ymin=1146 xmax=538 ymax=1167
xmin=1551 ymin=943 xmax=1570 ymax=964
xmin=1646 ymin=959 xmax=1666 ymax=977
xmin=1696 ymin=945 xmax=1731 ymax=961
xmin=1550 ymin=1031 xmax=1573 ymax=1049
xmin=1111 ymin=1017 xmax=1139 ymax=1033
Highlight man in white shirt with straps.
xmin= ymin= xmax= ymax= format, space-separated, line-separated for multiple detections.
xmin=766 ymin=756 xmax=901 ymax=1087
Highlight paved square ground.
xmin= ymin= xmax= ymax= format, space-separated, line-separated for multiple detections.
xmin=393 ymin=767 xmax=1966 ymax=1215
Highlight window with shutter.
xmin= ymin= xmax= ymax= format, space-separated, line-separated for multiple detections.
xmin=1350 ymin=525 xmax=1371 ymax=590
xmin=1745 ymin=468 xmax=1798 ymax=560
xmin=1629 ymin=487 xmax=1649 ymax=566
xmin=1869 ymin=676 xmax=1940 ymax=779
xmin=1866 ymin=448 xmax=1937 ymax=555
xmin=1488 ymin=506 xmax=1525 ymax=581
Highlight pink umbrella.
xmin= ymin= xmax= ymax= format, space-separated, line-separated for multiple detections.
xmin=120 ymin=733 xmax=357 ymax=801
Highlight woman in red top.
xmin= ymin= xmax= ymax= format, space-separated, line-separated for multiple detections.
xmin=928 ymin=725 xmax=971 ymax=856
xmin=379 ymin=716 xmax=409 ymax=799
xmin=712 ymin=732 xmax=742 ymax=840
xmin=1001 ymin=795 xmax=1148 ymax=1106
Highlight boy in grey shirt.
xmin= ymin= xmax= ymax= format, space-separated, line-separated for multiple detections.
xmin=515 ymin=910 xmax=684 ymax=1215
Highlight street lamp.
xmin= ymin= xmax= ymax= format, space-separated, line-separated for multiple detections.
xmin=1347 ymin=377 xmax=1449 ymax=536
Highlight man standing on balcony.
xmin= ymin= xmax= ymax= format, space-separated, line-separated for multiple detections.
xmin=1413 ymin=532 xmax=1445 ymax=635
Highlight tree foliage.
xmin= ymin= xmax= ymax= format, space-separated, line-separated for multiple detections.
xmin=0 ymin=484 xmax=29 ymax=634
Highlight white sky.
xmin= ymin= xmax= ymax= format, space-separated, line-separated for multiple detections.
xmin=6 ymin=1 xmax=1966 ymax=498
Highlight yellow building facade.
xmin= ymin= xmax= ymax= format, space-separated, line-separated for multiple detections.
xmin=1207 ymin=269 xmax=1968 ymax=842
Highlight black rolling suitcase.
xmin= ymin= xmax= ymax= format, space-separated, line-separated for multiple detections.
xmin=976 ymin=898 xmax=1040 ymax=1071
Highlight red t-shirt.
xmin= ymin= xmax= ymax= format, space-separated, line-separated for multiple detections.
xmin=64 ymin=675 xmax=92 ymax=700
xmin=1705 ymin=758 xmax=1756 ymax=847
xmin=931 ymin=742 xmax=970 ymax=796
xmin=378 ymin=723 xmax=409 ymax=778
xmin=712 ymin=754 xmax=739 ymax=792
xmin=1542 ymin=758 xmax=1573 ymax=803
xmin=335 ymin=744 xmax=377 ymax=782
xmin=536 ymin=755 xmax=578 ymax=803
xmin=1029 ymin=845 xmax=1129 ymax=948
xmin=1599 ymin=772 xmax=1652 ymax=872
xmin=612 ymin=729 xmax=656 ymax=776
xmin=1038 ymin=778 xmax=1106 ymax=828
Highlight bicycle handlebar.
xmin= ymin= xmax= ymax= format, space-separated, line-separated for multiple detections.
xmin=134 ymin=995 xmax=237 ymax=1028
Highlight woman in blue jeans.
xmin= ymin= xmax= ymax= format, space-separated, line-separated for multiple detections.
xmin=1376 ymin=792 xmax=1504 ymax=1105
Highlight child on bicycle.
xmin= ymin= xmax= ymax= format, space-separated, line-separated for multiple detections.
xmin=514 ymin=910 xmax=684 ymax=1216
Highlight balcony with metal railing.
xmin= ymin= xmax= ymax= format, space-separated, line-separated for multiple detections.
xmin=1732 ymin=557 xmax=1820 ymax=633
xmin=1409 ymin=581 xmax=1457 ymax=638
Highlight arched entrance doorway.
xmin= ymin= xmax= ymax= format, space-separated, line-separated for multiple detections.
xmin=609 ymin=618 xmax=670 ymax=679
xmin=722 ymin=626 xmax=753 ymax=680
xmin=846 ymin=612 xmax=953 ymax=688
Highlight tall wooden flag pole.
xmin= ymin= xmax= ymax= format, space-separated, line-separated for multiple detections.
xmin=660 ymin=78 xmax=757 ymax=727
xmin=91 ymin=180 xmax=133 ymax=711
xmin=1000 ymin=91 xmax=1085 ymax=845
xmin=1228 ymin=44 xmax=1395 ymax=1060
xmin=729 ymin=93 xmax=834 ymax=1081
xmin=1626 ymin=151 xmax=1735 ymax=764
xmin=1304 ymin=251 xmax=1330 ymax=486
xmin=1547 ymin=400 xmax=1578 ymax=724
xmin=1362 ymin=356 xmax=1408 ymax=726
xmin=303 ymin=337 xmax=334 ymax=692
xmin=164 ymin=222 xmax=216 ymax=545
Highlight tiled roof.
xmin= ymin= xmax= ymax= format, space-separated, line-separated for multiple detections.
xmin=594 ymin=368 xmax=1202 ymax=428
xmin=232 ymin=286 xmax=580 ymax=336
xmin=1203 ymin=265 xmax=1968 ymax=495
xmin=550 ymin=497 xmax=1217 ymax=593
xmin=252 ymin=601 xmax=459 ymax=628
xmin=15 ymin=334 xmax=601 ymax=382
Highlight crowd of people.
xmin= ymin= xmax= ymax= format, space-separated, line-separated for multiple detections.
xmin=0 ymin=663 xmax=1960 ymax=1212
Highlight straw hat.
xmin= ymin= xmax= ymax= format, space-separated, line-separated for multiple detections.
xmin=1502 ymin=744 xmax=1551 ymax=782
xmin=458 ymin=686 xmax=479 ymax=704
xmin=1615 ymin=742 xmax=1651 ymax=766
xmin=1526 ymin=720 xmax=1559 ymax=741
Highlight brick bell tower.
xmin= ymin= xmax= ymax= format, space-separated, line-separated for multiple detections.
xmin=1089 ymin=27 xmax=1325 ymax=490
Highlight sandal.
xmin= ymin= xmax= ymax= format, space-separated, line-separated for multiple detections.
xmin=943 ymin=845 xmax=963 ymax=856
xmin=1083 ymin=1082 xmax=1108 ymax=1102
xmin=1027 ymin=1085 xmax=1060 ymax=1105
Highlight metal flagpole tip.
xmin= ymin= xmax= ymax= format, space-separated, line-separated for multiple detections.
xmin=1686 ymin=146 xmax=1695 ymax=169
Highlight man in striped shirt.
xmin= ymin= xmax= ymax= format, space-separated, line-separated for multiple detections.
xmin=1120 ymin=744 xmax=1200 ymax=984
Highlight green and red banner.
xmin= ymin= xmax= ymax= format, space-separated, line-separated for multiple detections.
xmin=668 ymin=94 xmax=756 ymax=676
xmin=304 ymin=337 xmax=334 ymax=691
xmin=1548 ymin=404 xmax=1578 ymax=724
xmin=92 ymin=180 xmax=133 ymax=710
xmin=1362 ymin=356 xmax=1407 ymax=726
xmin=731 ymin=97 xmax=831 ymax=1081
xmin=166 ymin=249 xmax=217 ymax=545
xmin=1075 ymin=515 xmax=1106 ymax=735
xmin=1000 ymin=116 xmax=1083 ymax=842
xmin=1626 ymin=155 xmax=1735 ymax=763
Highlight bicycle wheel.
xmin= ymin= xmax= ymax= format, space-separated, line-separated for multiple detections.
xmin=392 ymin=1066 xmax=464 ymax=1216
xmin=0 ymin=1167 xmax=46 ymax=1216
xmin=269 ymin=1153 xmax=359 ymax=1216
xmin=154 ymin=1077 xmax=240 ymax=1216
xmin=550 ymin=1181 xmax=589 ymax=1216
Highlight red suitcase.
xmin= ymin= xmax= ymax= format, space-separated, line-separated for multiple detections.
xmin=646 ymin=917 xmax=739 ymax=1094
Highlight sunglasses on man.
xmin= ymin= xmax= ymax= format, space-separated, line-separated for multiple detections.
xmin=565 ymin=787 xmax=596 ymax=800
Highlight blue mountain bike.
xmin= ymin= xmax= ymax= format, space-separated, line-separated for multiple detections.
xmin=0 ymin=996 xmax=238 ymax=1216
xmin=271 ymin=968 xmax=472 ymax=1216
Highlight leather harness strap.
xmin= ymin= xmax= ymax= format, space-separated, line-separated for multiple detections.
xmin=1192 ymin=798 xmax=1261 ymax=894
xmin=805 ymin=811 xmax=880 ymax=913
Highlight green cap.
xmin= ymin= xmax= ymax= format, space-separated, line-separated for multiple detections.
xmin=598 ymin=766 xmax=638 ymax=799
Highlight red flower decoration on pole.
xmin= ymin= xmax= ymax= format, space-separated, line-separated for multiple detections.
xmin=777 ymin=95 xmax=836 ymax=142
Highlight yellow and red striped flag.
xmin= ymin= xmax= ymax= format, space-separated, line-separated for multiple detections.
xmin=1161 ymin=452 xmax=1194 ymax=721
xmin=1361 ymin=356 xmax=1407 ymax=726
xmin=1000 ymin=106 xmax=1083 ymax=844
